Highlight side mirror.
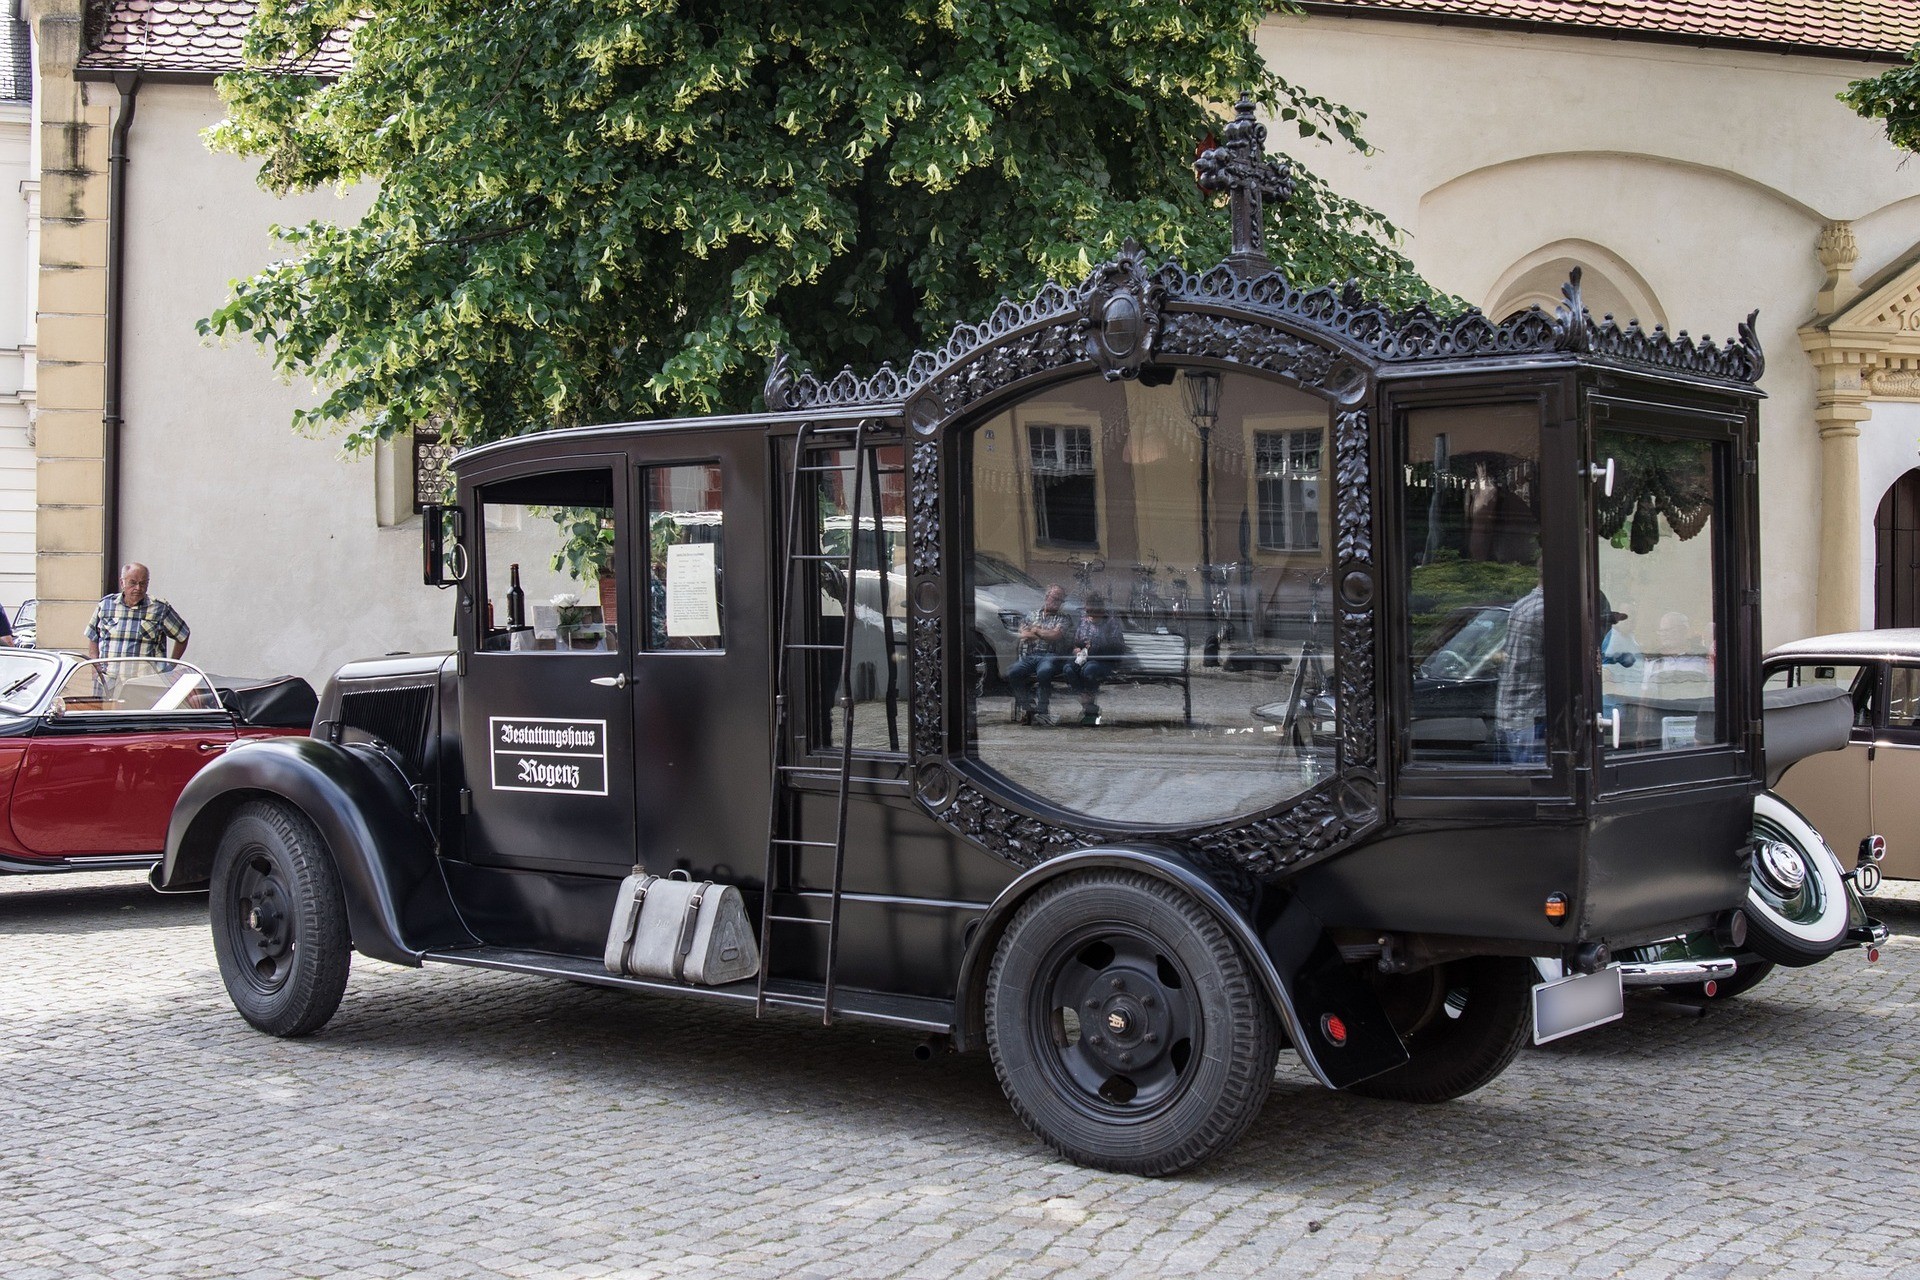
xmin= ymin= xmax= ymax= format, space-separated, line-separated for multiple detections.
xmin=422 ymin=504 xmax=467 ymax=587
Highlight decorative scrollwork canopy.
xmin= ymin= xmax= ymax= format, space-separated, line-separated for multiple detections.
xmin=760 ymin=92 xmax=1764 ymax=885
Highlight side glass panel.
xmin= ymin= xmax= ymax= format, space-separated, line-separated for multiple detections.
xmin=643 ymin=463 xmax=726 ymax=651
xmin=1883 ymin=665 xmax=1920 ymax=735
xmin=1402 ymin=404 xmax=1544 ymax=766
xmin=53 ymin=659 xmax=221 ymax=713
xmin=810 ymin=443 xmax=907 ymax=753
xmin=966 ymin=371 xmax=1333 ymax=827
xmin=1594 ymin=431 xmax=1723 ymax=753
xmin=477 ymin=470 xmax=620 ymax=654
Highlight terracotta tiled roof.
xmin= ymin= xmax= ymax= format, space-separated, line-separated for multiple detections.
xmin=77 ymin=0 xmax=351 ymax=78
xmin=1300 ymin=1 xmax=1920 ymax=60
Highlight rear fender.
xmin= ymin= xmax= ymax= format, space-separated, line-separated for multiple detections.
xmin=157 ymin=736 xmax=475 ymax=966
xmin=953 ymin=845 xmax=1406 ymax=1088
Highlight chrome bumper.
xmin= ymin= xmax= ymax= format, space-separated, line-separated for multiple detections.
xmin=1617 ymin=956 xmax=1739 ymax=988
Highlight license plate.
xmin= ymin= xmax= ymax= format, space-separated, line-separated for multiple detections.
xmin=1531 ymin=965 xmax=1624 ymax=1045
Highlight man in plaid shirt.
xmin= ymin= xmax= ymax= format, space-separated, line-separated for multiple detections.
xmin=86 ymin=563 xmax=190 ymax=660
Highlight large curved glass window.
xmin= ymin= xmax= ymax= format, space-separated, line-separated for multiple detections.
xmin=966 ymin=369 xmax=1335 ymax=826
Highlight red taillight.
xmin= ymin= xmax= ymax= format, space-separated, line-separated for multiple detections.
xmin=1703 ymin=980 xmax=1719 ymax=998
xmin=1320 ymin=1013 xmax=1348 ymax=1047
xmin=1868 ymin=947 xmax=1881 ymax=964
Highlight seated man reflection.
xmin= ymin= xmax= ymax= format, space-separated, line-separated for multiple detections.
xmin=1067 ymin=593 xmax=1126 ymax=726
xmin=1007 ymin=584 xmax=1070 ymax=725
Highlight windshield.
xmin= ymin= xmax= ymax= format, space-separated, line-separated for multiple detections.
xmin=0 ymin=652 xmax=60 ymax=713
xmin=51 ymin=659 xmax=222 ymax=714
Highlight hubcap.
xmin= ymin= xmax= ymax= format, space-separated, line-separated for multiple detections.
xmin=232 ymin=851 xmax=296 ymax=994
xmin=1034 ymin=929 xmax=1197 ymax=1114
xmin=1755 ymin=839 xmax=1807 ymax=895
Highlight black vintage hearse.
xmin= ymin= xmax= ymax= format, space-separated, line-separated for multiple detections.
xmin=160 ymin=107 xmax=1779 ymax=1174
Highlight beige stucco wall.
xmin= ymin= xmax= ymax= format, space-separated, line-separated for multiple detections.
xmin=1262 ymin=13 xmax=1920 ymax=643
xmin=117 ymin=83 xmax=448 ymax=683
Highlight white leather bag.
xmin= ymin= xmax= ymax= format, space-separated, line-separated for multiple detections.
xmin=603 ymin=868 xmax=761 ymax=986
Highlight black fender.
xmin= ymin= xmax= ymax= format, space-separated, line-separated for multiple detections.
xmin=155 ymin=737 xmax=477 ymax=967
xmin=952 ymin=844 xmax=1406 ymax=1089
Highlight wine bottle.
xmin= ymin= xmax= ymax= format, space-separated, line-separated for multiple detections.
xmin=507 ymin=563 xmax=526 ymax=629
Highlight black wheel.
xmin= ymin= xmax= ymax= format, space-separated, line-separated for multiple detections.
xmin=210 ymin=801 xmax=352 ymax=1037
xmin=1666 ymin=957 xmax=1776 ymax=1002
xmin=985 ymin=871 xmax=1281 ymax=1176
xmin=1743 ymin=793 xmax=1849 ymax=968
xmin=1348 ymin=956 xmax=1532 ymax=1103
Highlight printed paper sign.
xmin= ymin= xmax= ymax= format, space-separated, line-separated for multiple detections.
xmin=490 ymin=717 xmax=609 ymax=795
xmin=665 ymin=542 xmax=721 ymax=637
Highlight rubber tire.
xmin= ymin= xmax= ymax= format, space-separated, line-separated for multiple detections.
xmin=210 ymin=801 xmax=352 ymax=1037
xmin=1347 ymin=956 xmax=1533 ymax=1103
xmin=985 ymin=871 xmax=1281 ymax=1176
xmin=1744 ymin=793 xmax=1849 ymax=969
xmin=1667 ymin=958 xmax=1776 ymax=1002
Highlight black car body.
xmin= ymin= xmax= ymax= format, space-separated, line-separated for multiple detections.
xmin=157 ymin=114 xmax=1771 ymax=1174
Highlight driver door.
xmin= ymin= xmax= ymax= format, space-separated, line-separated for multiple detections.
xmin=456 ymin=456 xmax=638 ymax=876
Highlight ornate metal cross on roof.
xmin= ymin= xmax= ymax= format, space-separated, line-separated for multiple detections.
xmin=1194 ymin=94 xmax=1296 ymax=276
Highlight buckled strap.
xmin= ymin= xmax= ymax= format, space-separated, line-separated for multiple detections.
xmin=617 ymin=874 xmax=655 ymax=976
xmin=672 ymin=883 xmax=708 ymax=983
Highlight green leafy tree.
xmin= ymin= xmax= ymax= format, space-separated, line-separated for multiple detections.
xmin=1844 ymin=50 xmax=1920 ymax=152
xmin=205 ymin=0 xmax=1449 ymax=453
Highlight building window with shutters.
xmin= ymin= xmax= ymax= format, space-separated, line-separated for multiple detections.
xmin=1256 ymin=429 xmax=1322 ymax=551
xmin=1028 ymin=424 xmax=1098 ymax=548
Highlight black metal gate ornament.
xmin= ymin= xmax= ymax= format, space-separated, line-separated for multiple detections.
xmin=763 ymin=93 xmax=1767 ymax=883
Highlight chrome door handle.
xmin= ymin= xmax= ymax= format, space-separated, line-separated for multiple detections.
xmin=1596 ymin=708 xmax=1620 ymax=750
xmin=590 ymin=674 xmax=629 ymax=689
xmin=1583 ymin=457 xmax=1616 ymax=497
xmin=196 ymin=741 xmax=224 ymax=753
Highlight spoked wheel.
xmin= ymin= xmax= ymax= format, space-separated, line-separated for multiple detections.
xmin=210 ymin=801 xmax=352 ymax=1037
xmin=1743 ymin=793 xmax=1849 ymax=968
xmin=1347 ymin=955 xmax=1532 ymax=1103
xmin=985 ymin=871 xmax=1280 ymax=1176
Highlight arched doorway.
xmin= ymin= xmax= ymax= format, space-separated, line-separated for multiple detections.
xmin=1875 ymin=470 xmax=1920 ymax=628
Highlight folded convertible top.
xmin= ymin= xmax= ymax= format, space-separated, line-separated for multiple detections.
xmin=205 ymin=673 xmax=320 ymax=730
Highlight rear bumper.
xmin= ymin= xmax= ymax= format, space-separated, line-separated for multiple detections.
xmin=1617 ymin=955 xmax=1737 ymax=987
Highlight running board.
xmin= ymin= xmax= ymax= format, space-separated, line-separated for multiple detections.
xmin=420 ymin=946 xmax=955 ymax=1034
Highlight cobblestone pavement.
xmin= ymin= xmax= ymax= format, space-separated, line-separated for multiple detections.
xmin=4 ymin=872 xmax=1917 ymax=1279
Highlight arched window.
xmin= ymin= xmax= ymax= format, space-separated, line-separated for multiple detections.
xmin=964 ymin=368 xmax=1335 ymax=827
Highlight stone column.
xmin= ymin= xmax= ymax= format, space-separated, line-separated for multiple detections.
xmin=25 ymin=0 xmax=111 ymax=649
xmin=1809 ymin=351 xmax=1871 ymax=633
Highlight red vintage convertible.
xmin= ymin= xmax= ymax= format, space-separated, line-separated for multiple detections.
xmin=0 ymin=651 xmax=314 ymax=874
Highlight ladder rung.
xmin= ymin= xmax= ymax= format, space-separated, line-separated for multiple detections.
xmin=765 ymin=914 xmax=832 ymax=926
xmin=776 ymin=769 xmax=851 ymax=785
xmin=784 ymin=643 xmax=845 ymax=652
xmin=789 ymin=552 xmax=854 ymax=562
xmin=770 ymin=838 xmax=839 ymax=849
xmin=796 ymin=464 xmax=859 ymax=474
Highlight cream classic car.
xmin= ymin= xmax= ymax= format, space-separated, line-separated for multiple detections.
xmin=1765 ymin=629 xmax=1920 ymax=881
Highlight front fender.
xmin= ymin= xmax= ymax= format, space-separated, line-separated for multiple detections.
xmin=157 ymin=737 xmax=476 ymax=967
xmin=952 ymin=845 xmax=1406 ymax=1089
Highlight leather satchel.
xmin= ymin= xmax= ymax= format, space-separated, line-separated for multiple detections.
xmin=604 ymin=868 xmax=761 ymax=986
